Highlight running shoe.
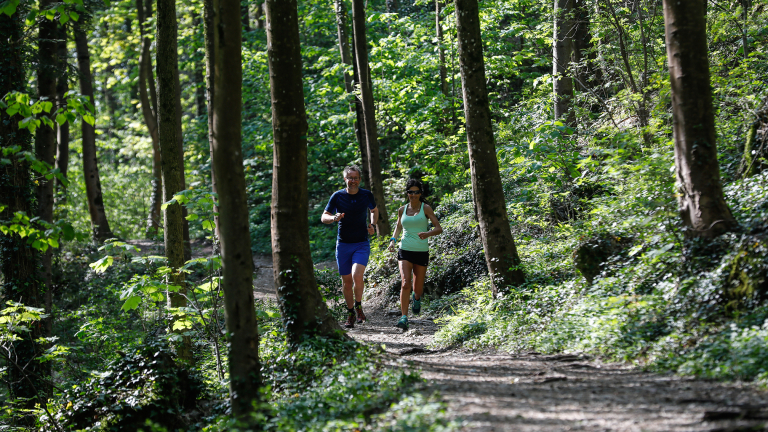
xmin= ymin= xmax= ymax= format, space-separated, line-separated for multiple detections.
xmin=411 ymin=292 xmax=421 ymax=315
xmin=344 ymin=311 xmax=355 ymax=329
xmin=355 ymin=304 xmax=366 ymax=324
xmin=396 ymin=315 xmax=409 ymax=331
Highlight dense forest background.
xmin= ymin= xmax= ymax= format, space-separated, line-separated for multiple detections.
xmin=1 ymin=0 xmax=768 ymax=429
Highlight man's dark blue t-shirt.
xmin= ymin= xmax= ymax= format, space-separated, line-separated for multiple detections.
xmin=325 ymin=189 xmax=376 ymax=243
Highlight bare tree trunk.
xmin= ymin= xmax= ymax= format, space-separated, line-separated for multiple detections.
xmin=253 ymin=2 xmax=264 ymax=29
xmin=335 ymin=0 xmax=370 ymax=189
xmin=210 ymin=0 xmax=261 ymax=419
xmin=157 ymin=0 xmax=192 ymax=362
xmin=204 ymin=0 xmax=220 ymax=240
xmin=55 ymin=25 xmax=70 ymax=201
xmin=571 ymin=0 xmax=602 ymax=92
xmin=455 ymin=0 xmax=525 ymax=296
xmin=351 ymin=0 xmax=391 ymax=236
xmin=36 ymin=0 xmax=58 ymax=339
xmin=137 ymin=0 xmax=163 ymax=237
xmin=436 ymin=0 xmax=449 ymax=99
xmin=553 ymin=0 xmax=575 ymax=125
xmin=74 ymin=24 xmax=115 ymax=243
xmin=662 ymin=0 xmax=738 ymax=238
xmin=266 ymin=0 xmax=342 ymax=343
xmin=1 ymin=10 xmax=48 ymax=421
xmin=350 ymin=41 xmax=371 ymax=189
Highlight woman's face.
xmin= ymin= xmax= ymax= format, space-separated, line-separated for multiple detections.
xmin=406 ymin=186 xmax=421 ymax=201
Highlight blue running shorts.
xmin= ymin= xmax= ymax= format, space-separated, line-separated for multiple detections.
xmin=336 ymin=241 xmax=371 ymax=275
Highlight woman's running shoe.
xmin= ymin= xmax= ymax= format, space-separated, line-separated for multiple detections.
xmin=396 ymin=315 xmax=409 ymax=330
xmin=411 ymin=292 xmax=421 ymax=315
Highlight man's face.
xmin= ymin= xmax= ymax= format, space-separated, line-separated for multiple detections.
xmin=344 ymin=171 xmax=361 ymax=189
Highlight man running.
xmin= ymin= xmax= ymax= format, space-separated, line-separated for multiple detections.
xmin=322 ymin=165 xmax=378 ymax=328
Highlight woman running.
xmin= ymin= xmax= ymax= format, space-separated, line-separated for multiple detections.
xmin=388 ymin=179 xmax=443 ymax=330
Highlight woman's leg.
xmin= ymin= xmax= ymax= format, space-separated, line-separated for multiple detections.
xmin=399 ymin=259 xmax=414 ymax=316
xmin=412 ymin=264 xmax=427 ymax=300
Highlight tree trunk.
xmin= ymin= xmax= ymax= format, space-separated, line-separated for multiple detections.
xmin=74 ymin=24 xmax=115 ymax=243
xmin=193 ymin=14 xmax=206 ymax=118
xmin=157 ymin=0 xmax=192 ymax=362
xmin=265 ymin=0 xmax=342 ymax=343
xmin=203 ymin=0 xmax=221 ymax=241
xmin=55 ymin=25 xmax=70 ymax=201
xmin=137 ymin=0 xmax=163 ymax=237
xmin=241 ymin=0 xmax=250 ymax=32
xmin=351 ymin=0 xmax=391 ymax=236
xmin=662 ymin=0 xmax=738 ymax=238
xmin=37 ymin=0 xmax=58 ymax=339
xmin=253 ymin=2 xmax=264 ymax=29
xmin=455 ymin=0 xmax=525 ymax=296
xmin=571 ymin=0 xmax=602 ymax=92
xmin=210 ymin=0 xmax=261 ymax=419
xmin=553 ymin=0 xmax=575 ymax=125
xmin=1 ymin=10 xmax=48 ymax=421
xmin=335 ymin=0 xmax=370 ymax=189
xmin=350 ymin=40 xmax=371 ymax=189
xmin=436 ymin=0 xmax=449 ymax=99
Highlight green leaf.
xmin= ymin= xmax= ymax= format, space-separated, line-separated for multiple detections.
xmin=60 ymin=223 xmax=75 ymax=241
xmin=185 ymin=213 xmax=199 ymax=221
xmin=121 ymin=295 xmax=142 ymax=311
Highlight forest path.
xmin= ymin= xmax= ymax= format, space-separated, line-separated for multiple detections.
xmin=349 ymin=305 xmax=768 ymax=431
xmin=126 ymin=243 xmax=768 ymax=431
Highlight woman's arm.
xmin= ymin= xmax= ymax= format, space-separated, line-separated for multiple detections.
xmin=418 ymin=205 xmax=443 ymax=239
xmin=388 ymin=207 xmax=404 ymax=251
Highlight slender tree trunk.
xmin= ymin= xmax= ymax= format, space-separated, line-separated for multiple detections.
xmin=350 ymin=41 xmax=371 ymax=189
xmin=571 ymin=0 xmax=602 ymax=91
xmin=351 ymin=0 xmax=391 ymax=236
xmin=204 ymin=0 xmax=220 ymax=240
xmin=437 ymin=0 xmax=449 ymax=99
xmin=1 ymin=10 xmax=48 ymax=421
xmin=137 ymin=0 xmax=163 ymax=237
xmin=210 ymin=0 xmax=261 ymax=419
xmin=37 ymin=0 xmax=58 ymax=339
xmin=55 ymin=25 xmax=70 ymax=201
xmin=553 ymin=0 xmax=575 ymax=125
xmin=662 ymin=0 xmax=738 ymax=238
xmin=193 ymin=14 xmax=206 ymax=118
xmin=335 ymin=0 xmax=370 ymax=189
xmin=157 ymin=0 xmax=192 ymax=362
xmin=254 ymin=2 xmax=265 ymax=29
xmin=455 ymin=0 xmax=525 ymax=296
xmin=265 ymin=0 xmax=342 ymax=343
xmin=241 ymin=0 xmax=250 ymax=32
xmin=74 ymin=24 xmax=114 ymax=243
xmin=437 ymin=0 xmax=451 ymax=129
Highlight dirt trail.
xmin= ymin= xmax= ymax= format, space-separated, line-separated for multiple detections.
xmin=349 ymin=305 xmax=768 ymax=431
xmin=126 ymin=244 xmax=768 ymax=431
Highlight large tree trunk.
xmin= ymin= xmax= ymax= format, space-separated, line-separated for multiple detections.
xmin=203 ymin=0 xmax=220 ymax=240
xmin=137 ymin=0 xmax=163 ymax=238
xmin=55 ymin=25 xmax=70 ymax=201
xmin=210 ymin=0 xmax=261 ymax=419
xmin=74 ymin=24 xmax=115 ymax=243
xmin=662 ymin=0 xmax=738 ymax=238
xmin=157 ymin=0 xmax=192 ymax=362
xmin=455 ymin=0 xmax=525 ymax=296
xmin=553 ymin=0 xmax=575 ymax=125
xmin=37 ymin=0 xmax=58 ymax=338
xmin=351 ymin=0 xmax=391 ymax=236
xmin=334 ymin=0 xmax=370 ymax=189
xmin=266 ymin=0 xmax=342 ymax=343
xmin=1 ymin=10 xmax=48 ymax=422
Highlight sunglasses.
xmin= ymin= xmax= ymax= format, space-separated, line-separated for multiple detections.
xmin=406 ymin=190 xmax=422 ymax=195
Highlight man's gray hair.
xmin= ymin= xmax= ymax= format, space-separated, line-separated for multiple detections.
xmin=343 ymin=165 xmax=362 ymax=178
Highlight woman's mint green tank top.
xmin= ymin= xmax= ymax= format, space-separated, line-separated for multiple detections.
xmin=399 ymin=203 xmax=429 ymax=252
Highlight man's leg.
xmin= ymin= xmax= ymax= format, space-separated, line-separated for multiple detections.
xmin=341 ymin=274 xmax=355 ymax=309
xmin=351 ymin=263 xmax=366 ymax=303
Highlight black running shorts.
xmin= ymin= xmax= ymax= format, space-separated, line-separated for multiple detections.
xmin=397 ymin=249 xmax=429 ymax=267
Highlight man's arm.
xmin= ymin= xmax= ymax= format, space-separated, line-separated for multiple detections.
xmin=322 ymin=211 xmax=344 ymax=224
